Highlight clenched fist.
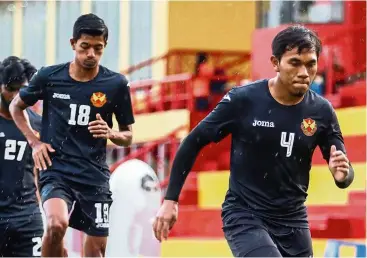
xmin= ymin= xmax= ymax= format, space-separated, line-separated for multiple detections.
xmin=329 ymin=145 xmax=349 ymax=182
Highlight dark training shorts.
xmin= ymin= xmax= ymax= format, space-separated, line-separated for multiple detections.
xmin=222 ymin=210 xmax=313 ymax=257
xmin=40 ymin=175 xmax=113 ymax=237
xmin=0 ymin=214 xmax=44 ymax=257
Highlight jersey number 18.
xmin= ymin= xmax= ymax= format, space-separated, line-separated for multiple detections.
xmin=68 ymin=104 xmax=91 ymax=126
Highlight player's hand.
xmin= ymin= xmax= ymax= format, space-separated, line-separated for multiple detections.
xmin=31 ymin=140 xmax=55 ymax=171
xmin=329 ymin=145 xmax=349 ymax=182
xmin=152 ymin=200 xmax=178 ymax=242
xmin=88 ymin=113 xmax=112 ymax=139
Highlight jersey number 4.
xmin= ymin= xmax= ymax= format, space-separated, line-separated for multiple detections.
xmin=4 ymin=139 xmax=27 ymax=161
xmin=280 ymin=132 xmax=295 ymax=157
xmin=68 ymin=104 xmax=91 ymax=126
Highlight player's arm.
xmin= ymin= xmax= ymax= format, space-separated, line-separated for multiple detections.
xmin=109 ymin=124 xmax=133 ymax=147
xmin=88 ymin=113 xmax=133 ymax=146
xmin=28 ymin=109 xmax=42 ymax=201
xmin=318 ymin=103 xmax=354 ymax=189
xmin=9 ymin=69 xmax=55 ymax=170
xmin=89 ymin=78 xmax=134 ymax=146
xmin=111 ymin=79 xmax=134 ymax=146
xmin=10 ymin=97 xmax=39 ymax=149
xmin=10 ymin=70 xmax=43 ymax=145
xmin=153 ymin=88 xmax=239 ymax=241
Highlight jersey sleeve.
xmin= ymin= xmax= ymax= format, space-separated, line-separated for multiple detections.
xmin=19 ymin=68 xmax=46 ymax=106
xmin=318 ymin=103 xmax=346 ymax=162
xmin=197 ymin=87 xmax=239 ymax=143
xmin=113 ymin=78 xmax=135 ymax=126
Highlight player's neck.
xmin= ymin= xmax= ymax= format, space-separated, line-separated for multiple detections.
xmin=69 ymin=61 xmax=99 ymax=82
xmin=269 ymin=77 xmax=304 ymax=106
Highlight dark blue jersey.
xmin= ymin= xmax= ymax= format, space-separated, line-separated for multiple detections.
xmin=19 ymin=63 xmax=135 ymax=186
xmin=165 ymin=79 xmax=349 ymax=228
xmin=201 ymin=80 xmax=346 ymax=227
xmin=0 ymin=109 xmax=41 ymax=217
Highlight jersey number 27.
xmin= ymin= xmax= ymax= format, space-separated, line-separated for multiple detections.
xmin=280 ymin=132 xmax=295 ymax=157
xmin=4 ymin=139 xmax=27 ymax=161
xmin=68 ymin=104 xmax=91 ymax=126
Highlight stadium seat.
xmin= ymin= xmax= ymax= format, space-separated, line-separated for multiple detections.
xmin=348 ymin=191 xmax=366 ymax=206
xmin=324 ymin=240 xmax=366 ymax=257
xmin=339 ymin=80 xmax=366 ymax=107
xmin=179 ymin=173 xmax=198 ymax=205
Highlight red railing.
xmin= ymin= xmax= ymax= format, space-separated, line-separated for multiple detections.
xmin=124 ymin=49 xmax=251 ymax=114
xmin=110 ymin=49 xmax=251 ymax=185
xmin=130 ymin=73 xmax=246 ymax=114
xmin=319 ymin=24 xmax=366 ymax=96
xmin=130 ymin=73 xmax=193 ymax=114
xmin=110 ymin=125 xmax=186 ymax=181
xmin=122 ymin=49 xmax=251 ymax=76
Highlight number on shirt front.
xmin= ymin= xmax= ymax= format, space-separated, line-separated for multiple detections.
xmin=95 ymin=202 xmax=109 ymax=223
xmin=280 ymin=132 xmax=295 ymax=157
xmin=4 ymin=139 xmax=27 ymax=161
xmin=68 ymin=104 xmax=91 ymax=126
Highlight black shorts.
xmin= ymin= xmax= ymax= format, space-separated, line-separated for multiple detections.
xmin=40 ymin=175 xmax=113 ymax=237
xmin=0 ymin=214 xmax=44 ymax=257
xmin=222 ymin=211 xmax=313 ymax=257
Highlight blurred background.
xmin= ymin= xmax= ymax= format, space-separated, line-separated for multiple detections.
xmin=0 ymin=0 xmax=365 ymax=257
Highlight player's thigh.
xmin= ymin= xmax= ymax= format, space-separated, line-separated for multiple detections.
xmin=40 ymin=178 xmax=74 ymax=224
xmin=223 ymin=225 xmax=282 ymax=257
xmin=8 ymin=216 xmax=44 ymax=257
xmin=69 ymin=190 xmax=112 ymax=237
xmin=271 ymin=227 xmax=313 ymax=257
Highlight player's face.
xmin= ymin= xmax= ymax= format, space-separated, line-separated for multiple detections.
xmin=0 ymin=85 xmax=20 ymax=108
xmin=272 ymin=47 xmax=318 ymax=98
xmin=71 ymin=34 xmax=106 ymax=69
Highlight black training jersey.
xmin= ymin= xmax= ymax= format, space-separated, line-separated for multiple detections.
xmin=199 ymin=79 xmax=346 ymax=227
xmin=19 ymin=63 xmax=135 ymax=186
xmin=0 ymin=109 xmax=41 ymax=217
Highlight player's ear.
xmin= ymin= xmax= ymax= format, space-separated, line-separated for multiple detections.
xmin=270 ymin=56 xmax=280 ymax=73
xmin=70 ymin=38 xmax=76 ymax=50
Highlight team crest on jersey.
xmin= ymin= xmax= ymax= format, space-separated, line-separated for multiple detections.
xmin=90 ymin=92 xmax=107 ymax=108
xmin=301 ymin=118 xmax=317 ymax=136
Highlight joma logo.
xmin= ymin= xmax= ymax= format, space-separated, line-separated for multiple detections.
xmin=252 ymin=119 xmax=275 ymax=128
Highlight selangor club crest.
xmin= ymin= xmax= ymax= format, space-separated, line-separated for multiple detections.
xmin=301 ymin=118 xmax=317 ymax=136
xmin=91 ymin=92 xmax=107 ymax=108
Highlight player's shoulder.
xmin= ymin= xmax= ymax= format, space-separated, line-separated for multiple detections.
xmin=307 ymin=89 xmax=334 ymax=111
xmin=306 ymin=90 xmax=336 ymax=121
xmin=99 ymin=65 xmax=129 ymax=87
xmin=36 ymin=63 xmax=69 ymax=78
xmin=229 ymin=79 xmax=268 ymax=101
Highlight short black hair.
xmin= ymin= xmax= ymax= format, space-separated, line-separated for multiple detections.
xmin=0 ymin=56 xmax=37 ymax=91
xmin=73 ymin=13 xmax=108 ymax=43
xmin=272 ymin=25 xmax=322 ymax=60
